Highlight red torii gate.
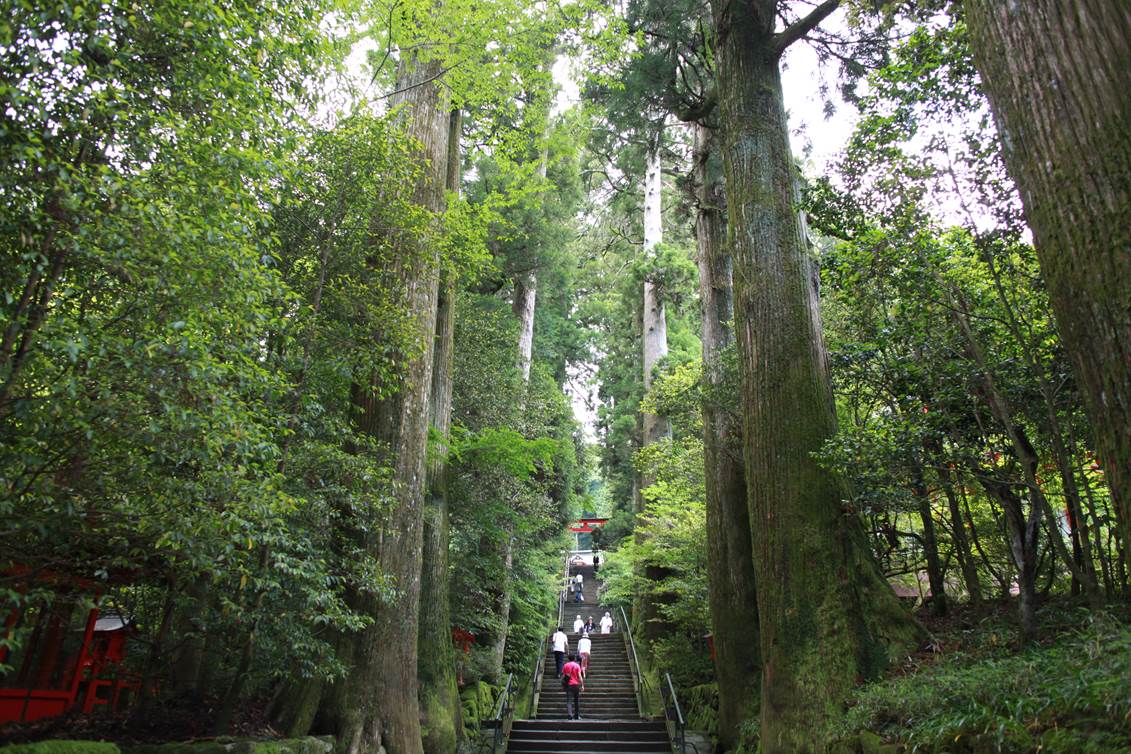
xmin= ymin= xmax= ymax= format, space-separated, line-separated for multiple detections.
xmin=567 ymin=517 xmax=608 ymax=554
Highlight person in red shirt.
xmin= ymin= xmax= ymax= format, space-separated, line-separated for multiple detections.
xmin=561 ymin=653 xmax=584 ymax=720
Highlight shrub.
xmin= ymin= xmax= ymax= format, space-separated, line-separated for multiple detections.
xmin=0 ymin=743 xmax=120 ymax=754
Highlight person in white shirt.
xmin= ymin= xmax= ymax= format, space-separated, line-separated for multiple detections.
xmin=573 ymin=572 xmax=584 ymax=602
xmin=599 ymin=612 xmax=613 ymax=634
xmin=551 ymin=627 xmax=569 ymax=677
xmin=573 ymin=615 xmax=584 ymax=634
xmin=578 ymin=632 xmax=592 ymax=675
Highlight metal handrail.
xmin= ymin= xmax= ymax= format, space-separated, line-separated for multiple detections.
xmin=618 ymin=605 xmax=651 ymax=717
xmin=490 ymin=672 xmax=515 ymax=754
xmin=557 ymin=549 xmax=570 ymax=629
xmin=527 ymin=633 xmax=547 ymax=714
xmin=533 ymin=551 xmax=571 ymax=715
xmin=661 ymin=672 xmax=696 ymax=754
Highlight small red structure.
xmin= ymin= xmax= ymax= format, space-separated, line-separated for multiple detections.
xmin=567 ymin=517 xmax=608 ymax=535
xmin=451 ymin=627 xmax=476 ymax=686
xmin=1 ymin=573 xmax=140 ymax=724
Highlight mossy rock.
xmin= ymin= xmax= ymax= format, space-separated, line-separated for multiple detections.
xmin=247 ymin=738 xmax=333 ymax=754
xmin=0 ymin=742 xmax=121 ymax=754
xmin=458 ymin=679 xmax=499 ymax=730
xmin=857 ymin=730 xmax=884 ymax=754
xmin=459 ymin=686 xmax=482 ymax=732
xmin=830 ymin=731 xmax=902 ymax=754
xmin=826 ymin=736 xmax=860 ymax=754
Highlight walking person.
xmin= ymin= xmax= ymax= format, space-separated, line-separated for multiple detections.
xmin=600 ymin=611 xmax=613 ymax=634
xmin=573 ymin=571 xmax=584 ymax=602
xmin=578 ymin=632 xmax=592 ymax=676
xmin=551 ymin=626 xmax=568 ymax=678
xmin=561 ymin=653 xmax=584 ymax=720
xmin=583 ymin=616 xmax=596 ymax=634
xmin=573 ymin=614 xmax=584 ymax=634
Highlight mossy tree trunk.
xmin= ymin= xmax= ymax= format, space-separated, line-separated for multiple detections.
xmin=709 ymin=2 xmax=922 ymax=749
xmin=966 ymin=1 xmax=1131 ymax=579
xmin=694 ymin=121 xmax=761 ymax=752
xmin=317 ymin=55 xmax=449 ymax=754
xmin=417 ymin=109 xmax=465 ymax=754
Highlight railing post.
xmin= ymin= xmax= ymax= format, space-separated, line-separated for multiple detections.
xmin=663 ymin=673 xmax=688 ymax=754
xmin=490 ymin=673 xmax=514 ymax=754
xmin=619 ymin=605 xmax=650 ymax=718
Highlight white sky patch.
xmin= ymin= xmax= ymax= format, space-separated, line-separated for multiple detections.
xmin=566 ymin=360 xmax=599 ymax=443
xmin=780 ymin=31 xmax=857 ymax=175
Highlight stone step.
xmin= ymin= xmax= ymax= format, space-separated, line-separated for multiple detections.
xmin=513 ymin=721 xmax=663 ymax=732
xmin=508 ymin=738 xmax=668 ymax=753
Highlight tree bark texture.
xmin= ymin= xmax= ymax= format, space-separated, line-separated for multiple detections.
xmin=417 ymin=109 xmax=464 ymax=754
xmin=638 ymin=134 xmax=676 ymax=645
xmin=512 ymin=129 xmax=547 ymax=389
xmin=710 ymin=2 xmax=921 ymax=749
xmin=513 ymin=272 xmax=537 ymax=384
xmin=695 ymin=122 xmax=761 ymax=752
xmin=966 ymin=1 xmax=1131 ymax=577
xmin=322 ymin=56 xmax=449 ymax=754
xmin=641 ymin=137 xmax=671 ymax=450
xmin=490 ymin=537 xmax=515 ymax=678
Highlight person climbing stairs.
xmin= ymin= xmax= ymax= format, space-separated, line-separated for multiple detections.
xmin=506 ymin=562 xmax=670 ymax=754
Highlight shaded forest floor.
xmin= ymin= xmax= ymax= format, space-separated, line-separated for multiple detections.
xmin=0 ymin=696 xmax=275 ymax=746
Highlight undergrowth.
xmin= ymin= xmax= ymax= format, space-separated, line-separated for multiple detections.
xmin=828 ymin=611 xmax=1131 ymax=753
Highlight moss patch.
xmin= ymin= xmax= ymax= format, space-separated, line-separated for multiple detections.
xmin=123 ymin=737 xmax=332 ymax=754
xmin=0 ymin=743 xmax=121 ymax=754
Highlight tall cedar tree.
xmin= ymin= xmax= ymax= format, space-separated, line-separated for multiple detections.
xmin=320 ymin=56 xmax=449 ymax=754
xmin=708 ymin=1 xmax=922 ymax=749
xmin=964 ymin=1 xmax=1131 ymax=578
xmin=694 ymin=121 xmax=761 ymax=750
xmin=417 ymin=110 xmax=465 ymax=754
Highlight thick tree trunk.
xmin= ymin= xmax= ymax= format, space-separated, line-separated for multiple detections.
xmin=638 ymin=133 xmax=675 ymax=645
xmin=513 ymin=273 xmax=537 ymax=384
xmin=710 ymin=3 xmax=920 ymax=749
xmin=489 ymin=537 xmax=515 ymax=677
xmin=695 ymin=122 xmax=760 ymax=752
xmin=641 ymin=136 xmax=670 ymax=450
xmin=417 ymin=109 xmax=464 ymax=754
xmin=966 ymin=1 xmax=1131 ymax=578
xmin=318 ymin=56 xmax=449 ymax=754
xmin=170 ymin=574 xmax=210 ymax=696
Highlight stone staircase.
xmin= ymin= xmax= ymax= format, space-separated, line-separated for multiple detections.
xmin=506 ymin=563 xmax=670 ymax=754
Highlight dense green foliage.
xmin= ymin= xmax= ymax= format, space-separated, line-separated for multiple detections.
xmin=2 ymin=0 xmax=1129 ymax=751
xmin=832 ymin=611 xmax=1131 ymax=753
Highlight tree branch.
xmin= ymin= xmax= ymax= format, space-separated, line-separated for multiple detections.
xmin=772 ymin=0 xmax=840 ymax=58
